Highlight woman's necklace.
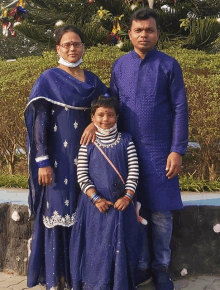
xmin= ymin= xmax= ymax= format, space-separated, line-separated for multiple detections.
xmin=71 ymin=68 xmax=82 ymax=77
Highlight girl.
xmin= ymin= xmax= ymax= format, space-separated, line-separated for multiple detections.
xmin=70 ymin=95 xmax=139 ymax=290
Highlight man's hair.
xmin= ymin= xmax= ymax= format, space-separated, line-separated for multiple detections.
xmin=91 ymin=95 xmax=119 ymax=116
xmin=129 ymin=8 xmax=158 ymax=29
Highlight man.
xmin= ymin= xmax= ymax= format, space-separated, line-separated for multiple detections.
xmin=110 ymin=8 xmax=188 ymax=290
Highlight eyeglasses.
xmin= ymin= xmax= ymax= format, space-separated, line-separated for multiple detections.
xmin=59 ymin=42 xmax=84 ymax=49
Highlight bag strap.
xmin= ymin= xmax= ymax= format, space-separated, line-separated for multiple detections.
xmin=93 ymin=141 xmax=125 ymax=185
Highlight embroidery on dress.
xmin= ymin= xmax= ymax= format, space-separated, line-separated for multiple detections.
xmin=54 ymin=160 xmax=58 ymax=168
xmin=95 ymin=133 xmax=121 ymax=148
xmin=43 ymin=211 xmax=76 ymax=228
xmin=74 ymin=158 xmax=78 ymax=166
xmin=74 ymin=120 xmax=78 ymax=129
xmin=63 ymin=140 xmax=68 ymax=148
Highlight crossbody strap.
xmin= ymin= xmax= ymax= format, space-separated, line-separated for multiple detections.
xmin=93 ymin=141 xmax=125 ymax=185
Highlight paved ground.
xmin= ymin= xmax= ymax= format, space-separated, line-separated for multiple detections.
xmin=0 ymin=272 xmax=220 ymax=289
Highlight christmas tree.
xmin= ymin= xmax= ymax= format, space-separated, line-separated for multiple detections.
xmin=1 ymin=0 xmax=220 ymax=54
xmin=8 ymin=0 xmax=148 ymax=48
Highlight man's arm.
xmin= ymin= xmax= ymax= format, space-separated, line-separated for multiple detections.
xmin=166 ymin=60 xmax=188 ymax=179
xmin=110 ymin=63 xmax=119 ymax=98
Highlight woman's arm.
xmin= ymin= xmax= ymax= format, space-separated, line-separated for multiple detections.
xmin=80 ymin=122 xmax=96 ymax=145
xmin=34 ymin=100 xmax=53 ymax=186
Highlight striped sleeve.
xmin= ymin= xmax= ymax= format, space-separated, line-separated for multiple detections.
xmin=77 ymin=145 xmax=95 ymax=193
xmin=125 ymin=140 xmax=139 ymax=193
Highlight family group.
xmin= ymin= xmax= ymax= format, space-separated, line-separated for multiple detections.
xmin=25 ymin=7 xmax=188 ymax=290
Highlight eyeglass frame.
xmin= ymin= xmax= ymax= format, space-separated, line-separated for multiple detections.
xmin=59 ymin=41 xmax=84 ymax=49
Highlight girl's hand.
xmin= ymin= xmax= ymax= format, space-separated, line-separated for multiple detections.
xmin=38 ymin=166 xmax=53 ymax=186
xmin=80 ymin=122 xmax=96 ymax=145
xmin=95 ymin=198 xmax=113 ymax=213
xmin=114 ymin=197 xmax=130 ymax=211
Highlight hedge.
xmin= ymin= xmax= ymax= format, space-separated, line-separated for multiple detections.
xmin=0 ymin=44 xmax=219 ymax=183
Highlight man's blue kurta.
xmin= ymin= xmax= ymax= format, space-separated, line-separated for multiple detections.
xmin=110 ymin=48 xmax=188 ymax=212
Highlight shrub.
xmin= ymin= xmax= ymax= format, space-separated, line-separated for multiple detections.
xmin=180 ymin=18 xmax=220 ymax=50
xmin=0 ymin=174 xmax=28 ymax=189
xmin=0 ymin=45 xmax=219 ymax=182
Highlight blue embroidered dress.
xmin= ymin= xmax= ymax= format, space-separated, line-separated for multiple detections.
xmin=110 ymin=48 xmax=188 ymax=212
xmin=25 ymin=68 xmax=106 ymax=290
xmin=70 ymin=129 xmax=139 ymax=290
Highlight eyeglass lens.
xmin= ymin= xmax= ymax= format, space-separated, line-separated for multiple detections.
xmin=61 ymin=42 xmax=83 ymax=48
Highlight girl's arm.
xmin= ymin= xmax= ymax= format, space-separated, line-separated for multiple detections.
xmin=77 ymin=145 xmax=113 ymax=212
xmin=77 ymin=145 xmax=95 ymax=193
xmin=125 ymin=140 xmax=139 ymax=194
xmin=114 ymin=140 xmax=139 ymax=210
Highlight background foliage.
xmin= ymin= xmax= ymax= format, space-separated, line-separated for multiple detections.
xmin=1 ymin=0 xmax=220 ymax=60
xmin=0 ymin=45 xmax=219 ymax=189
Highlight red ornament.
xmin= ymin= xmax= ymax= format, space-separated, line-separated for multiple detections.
xmin=88 ymin=0 xmax=94 ymax=4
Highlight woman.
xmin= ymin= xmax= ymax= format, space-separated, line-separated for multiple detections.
xmin=25 ymin=25 xmax=107 ymax=290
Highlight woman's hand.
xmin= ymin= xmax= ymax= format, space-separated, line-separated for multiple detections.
xmin=114 ymin=197 xmax=130 ymax=211
xmin=80 ymin=122 xmax=96 ymax=145
xmin=95 ymin=198 xmax=113 ymax=213
xmin=38 ymin=166 xmax=53 ymax=186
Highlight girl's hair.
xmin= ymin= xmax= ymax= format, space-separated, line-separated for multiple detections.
xmin=54 ymin=25 xmax=85 ymax=45
xmin=91 ymin=95 xmax=119 ymax=116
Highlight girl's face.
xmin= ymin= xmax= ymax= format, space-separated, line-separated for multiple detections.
xmin=92 ymin=107 xmax=117 ymax=130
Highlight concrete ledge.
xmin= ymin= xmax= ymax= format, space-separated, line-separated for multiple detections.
xmin=0 ymin=203 xmax=33 ymax=275
xmin=171 ymin=206 xmax=220 ymax=278
xmin=1 ymin=201 xmax=220 ymax=278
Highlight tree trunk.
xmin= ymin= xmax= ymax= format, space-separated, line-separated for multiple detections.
xmin=148 ymin=0 xmax=154 ymax=9
xmin=201 ymin=163 xmax=208 ymax=180
xmin=8 ymin=162 xmax=15 ymax=175
xmin=208 ymin=163 xmax=217 ymax=182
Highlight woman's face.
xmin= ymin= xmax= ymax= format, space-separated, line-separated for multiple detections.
xmin=56 ymin=31 xmax=84 ymax=63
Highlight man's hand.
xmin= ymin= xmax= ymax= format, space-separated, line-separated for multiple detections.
xmin=166 ymin=152 xmax=182 ymax=179
xmin=95 ymin=198 xmax=113 ymax=213
xmin=38 ymin=166 xmax=53 ymax=186
xmin=114 ymin=197 xmax=130 ymax=211
xmin=80 ymin=122 xmax=96 ymax=145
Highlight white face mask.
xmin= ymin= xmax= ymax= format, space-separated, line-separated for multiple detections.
xmin=94 ymin=123 xmax=118 ymax=136
xmin=58 ymin=56 xmax=83 ymax=68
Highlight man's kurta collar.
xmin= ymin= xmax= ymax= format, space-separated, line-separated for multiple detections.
xmin=131 ymin=47 xmax=157 ymax=61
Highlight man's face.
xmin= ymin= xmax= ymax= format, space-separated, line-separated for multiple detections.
xmin=128 ymin=17 xmax=159 ymax=56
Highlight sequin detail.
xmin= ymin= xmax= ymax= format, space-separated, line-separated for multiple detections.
xmin=95 ymin=132 xmax=121 ymax=148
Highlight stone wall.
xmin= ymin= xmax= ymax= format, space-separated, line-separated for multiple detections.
xmin=0 ymin=203 xmax=33 ymax=275
xmin=171 ymin=206 xmax=220 ymax=278
xmin=1 ymin=203 xmax=220 ymax=278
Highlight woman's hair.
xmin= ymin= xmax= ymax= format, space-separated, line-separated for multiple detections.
xmin=91 ymin=95 xmax=119 ymax=116
xmin=54 ymin=25 xmax=85 ymax=45
xmin=129 ymin=8 xmax=158 ymax=29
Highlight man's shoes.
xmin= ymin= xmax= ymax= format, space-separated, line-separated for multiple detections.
xmin=135 ymin=269 xmax=153 ymax=287
xmin=152 ymin=268 xmax=175 ymax=290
